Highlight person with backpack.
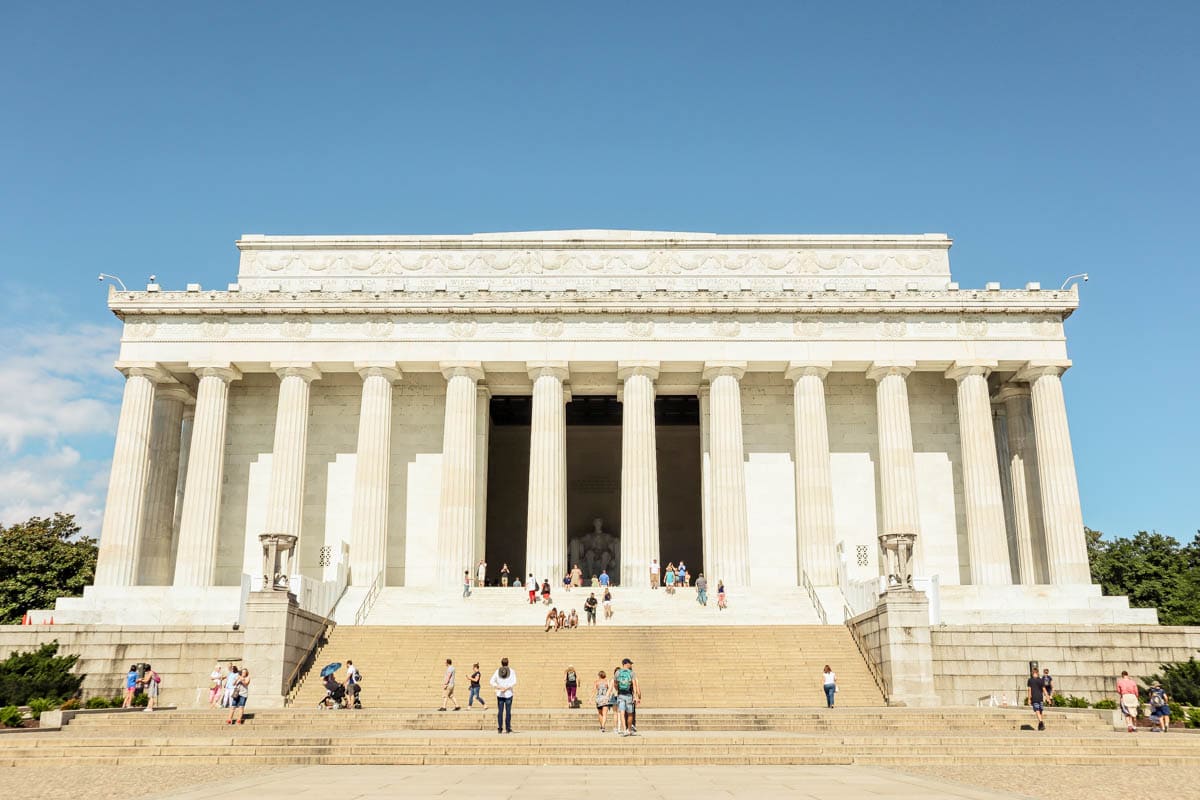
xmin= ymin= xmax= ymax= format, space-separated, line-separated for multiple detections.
xmin=614 ymin=658 xmax=640 ymax=737
xmin=565 ymin=665 xmax=578 ymax=708
xmin=489 ymin=657 xmax=517 ymax=734
xmin=141 ymin=664 xmax=161 ymax=711
xmin=346 ymin=660 xmax=362 ymax=709
xmin=1148 ymin=681 xmax=1171 ymax=732
xmin=584 ymin=593 xmax=599 ymax=625
xmin=695 ymin=573 xmax=708 ymax=606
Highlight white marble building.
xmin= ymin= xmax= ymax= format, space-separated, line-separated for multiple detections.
xmin=59 ymin=231 xmax=1150 ymax=625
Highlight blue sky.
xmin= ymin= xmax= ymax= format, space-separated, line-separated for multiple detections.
xmin=0 ymin=2 xmax=1196 ymax=540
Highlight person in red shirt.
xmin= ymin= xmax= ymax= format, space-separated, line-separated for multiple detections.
xmin=1116 ymin=671 xmax=1140 ymax=733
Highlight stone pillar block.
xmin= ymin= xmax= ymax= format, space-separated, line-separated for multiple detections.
xmin=875 ymin=589 xmax=940 ymax=707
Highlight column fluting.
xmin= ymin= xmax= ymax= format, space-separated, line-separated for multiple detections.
xmin=947 ymin=361 xmax=1013 ymax=585
xmin=474 ymin=385 xmax=491 ymax=577
xmin=137 ymin=384 xmax=192 ymax=585
xmin=263 ymin=363 xmax=321 ymax=548
xmin=702 ymin=361 xmax=750 ymax=587
xmin=95 ymin=363 xmax=170 ymax=587
xmin=173 ymin=364 xmax=241 ymax=587
xmin=170 ymin=405 xmax=194 ymax=576
xmin=525 ymin=362 xmax=568 ymax=585
xmin=436 ymin=362 xmax=485 ymax=586
xmin=1016 ymin=362 xmax=1090 ymax=584
xmin=786 ymin=362 xmax=838 ymax=586
xmin=997 ymin=385 xmax=1046 ymax=584
xmin=698 ymin=386 xmax=713 ymax=577
xmin=348 ymin=363 xmax=400 ymax=586
xmin=619 ymin=361 xmax=661 ymax=586
xmin=866 ymin=362 xmax=922 ymax=571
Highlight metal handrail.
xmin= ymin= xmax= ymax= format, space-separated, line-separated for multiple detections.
xmin=801 ymin=570 xmax=828 ymax=625
xmin=354 ymin=570 xmax=385 ymax=627
xmin=282 ymin=581 xmax=349 ymax=705
xmin=843 ymin=606 xmax=889 ymax=703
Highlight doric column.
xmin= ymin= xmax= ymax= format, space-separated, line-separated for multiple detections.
xmin=525 ymin=362 xmax=569 ymax=585
xmin=436 ymin=362 xmax=485 ymax=586
xmin=137 ymin=384 xmax=193 ymax=585
xmin=702 ymin=361 xmax=750 ymax=587
xmin=263 ymin=363 xmax=321 ymax=547
xmin=170 ymin=405 xmax=195 ymax=575
xmin=996 ymin=385 xmax=1046 ymax=584
xmin=698 ymin=385 xmax=713 ymax=575
xmin=1015 ymin=361 xmax=1089 ymax=584
xmin=474 ymin=385 xmax=491 ymax=573
xmin=785 ymin=362 xmax=838 ymax=586
xmin=619 ymin=361 xmax=660 ymax=585
xmin=946 ymin=361 xmax=1012 ymax=585
xmin=866 ymin=362 xmax=922 ymax=568
xmin=174 ymin=363 xmax=241 ymax=587
xmin=95 ymin=363 xmax=171 ymax=587
xmin=348 ymin=363 xmax=401 ymax=586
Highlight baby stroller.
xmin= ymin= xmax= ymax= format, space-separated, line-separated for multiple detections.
xmin=318 ymin=671 xmax=347 ymax=710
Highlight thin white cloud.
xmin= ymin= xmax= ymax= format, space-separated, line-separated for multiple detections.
xmin=0 ymin=323 xmax=121 ymax=536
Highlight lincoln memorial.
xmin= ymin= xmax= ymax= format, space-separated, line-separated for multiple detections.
xmin=56 ymin=230 xmax=1150 ymax=626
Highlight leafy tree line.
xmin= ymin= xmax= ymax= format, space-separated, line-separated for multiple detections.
xmin=0 ymin=514 xmax=97 ymax=625
xmin=1086 ymin=527 xmax=1200 ymax=626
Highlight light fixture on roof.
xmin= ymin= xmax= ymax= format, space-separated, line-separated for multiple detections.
xmin=1060 ymin=273 xmax=1089 ymax=290
xmin=97 ymin=273 xmax=127 ymax=291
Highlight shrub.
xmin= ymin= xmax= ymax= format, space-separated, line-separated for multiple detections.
xmin=109 ymin=695 xmax=123 ymax=707
xmin=26 ymin=697 xmax=58 ymax=720
xmin=1145 ymin=658 xmax=1200 ymax=706
xmin=1168 ymin=701 xmax=1184 ymax=720
xmin=58 ymin=698 xmax=80 ymax=711
xmin=0 ymin=642 xmax=84 ymax=706
xmin=1093 ymin=698 xmax=1117 ymax=710
xmin=1064 ymin=695 xmax=1090 ymax=708
xmin=131 ymin=692 xmax=148 ymax=708
xmin=0 ymin=705 xmax=22 ymax=727
xmin=1050 ymin=693 xmax=1067 ymax=706
xmin=1186 ymin=708 xmax=1200 ymax=729
xmin=84 ymin=696 xmax=111 ymax=709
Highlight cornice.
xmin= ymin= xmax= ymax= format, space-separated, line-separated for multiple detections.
xmin=109 ymin=289 xmax=1078 ymax=319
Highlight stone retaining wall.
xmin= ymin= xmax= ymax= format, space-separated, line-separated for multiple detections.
xmin=931 ymin=624 xmax=1200 ymax=705
xmin=0 ymin=625 xmax=243 ymax=708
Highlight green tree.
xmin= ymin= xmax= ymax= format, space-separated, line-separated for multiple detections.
xmin=0 ymin=641 xmax=84 ymax=706
xmin=0 ymin=514 xmax=97 ymax=625
xmin=1087 ymin=527 xmax=1200 ymax=626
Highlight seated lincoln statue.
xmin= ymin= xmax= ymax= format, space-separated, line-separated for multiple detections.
xmin=569 ymin=517 xmax=620 ymax=585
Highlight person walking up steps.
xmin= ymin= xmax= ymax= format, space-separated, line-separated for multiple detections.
xmin=1117 ymin=671 xmax=1140 ymax=732
xmin=490 ymin=657 xmax=517 ymax=734
xmin=528 ymin=574 xmax=537 ymax=604
xmin=565 ymin=665 xmax=578 ymax=708
xmin=822 ymin=665 xmax=837 ymax=708
xmin=468 ymin=663 xmax=486 ymax=708
xmin=614 ymin=658 xmax=640 ymax=736
xmin=1027 ymin=666 xmax=1047 ymax=731
xmin=463 ymin=570 xmax=472 ymax=599
xmin=584 ymin=592 xmax=598 ymax=625
xmin=717 ymin=579 xmax=727 ymax=609
xmin=1149 ymin=681 xmax=1171 ymax=732
xmin=440 ymin=659 xmax=461 ymax=711
xmin=603 ymin=587 xmax=614 ymax=619
xmin=594 ymin=671 xmax=611 ymax=731
xmin=695 ymin=573 xmax=708 ymax=606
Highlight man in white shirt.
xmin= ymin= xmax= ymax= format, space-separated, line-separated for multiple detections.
xmin=489 ymin=657 xmax=517 ymax=734
xmin=476 ymin=559 xmax=487 ymax=587
xmin=649 ymin=558 xmax=660 ymax=589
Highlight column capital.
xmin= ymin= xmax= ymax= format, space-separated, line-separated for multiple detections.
xmin=476 ymin=384 xmax=493 ymax=402
xmin=945 ymin=360 xmax=997 ymax=382
xmin=993 ymin=383 xmax=1031 ymax=404
xmin=785 ymin=361 xmax=832 ymax=381
xmin=354 ymin=361 xmax=402 ymax=382
xmin=188 ymin=362 xmax=242 ymax=383
xmin=702 ymin=360 xmax=747 ymax=381
xmin=617 ymin=361 xmax=660 ymax=381
xmin=440 ymin=361 xmax=485 ymax=382
xmin=156 ymin=384 xmax=196 ymax=405
xmin=527 ymin=361 xmax=569 ymax=382
xmin=271 ymin=362 xmax=322 ymax=382
xmin=1014 ymin=360 xmax=1072 ymax=382
xmin=115 ymin=361 xmax=172 ymax=382
xmin=866 ymin=361 xmax=915 ymax=382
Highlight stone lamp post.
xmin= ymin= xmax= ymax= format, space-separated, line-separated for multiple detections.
xmin=879 ymin=531 xmax=917 ymax=590
xmin=258 ymin=533 xmax=298 ymax=591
